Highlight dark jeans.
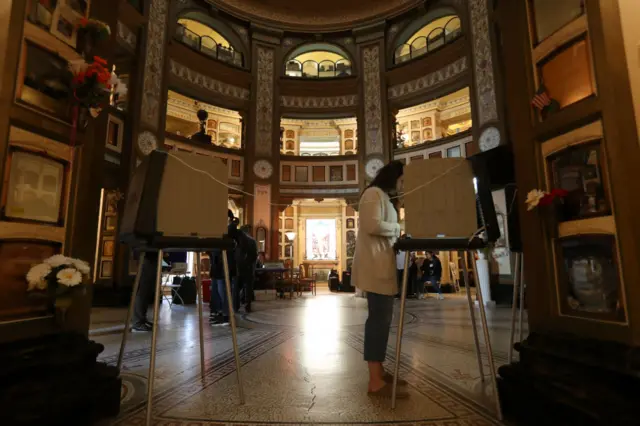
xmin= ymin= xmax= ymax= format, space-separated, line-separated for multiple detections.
xmin=427 ymin=276 xmax=441 ymax=295
xmin=235 ymin=266 xmax=255 ymax=311
xmin=212 ymin=277 xmax=235 ymax=316
xmin=364 ymin=291 xmax=394 ymax=362
xmin=133 ymin=251 xmax=159 ymax=325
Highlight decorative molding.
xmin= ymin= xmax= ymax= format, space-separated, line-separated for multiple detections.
xmin=281 ymin=95 xmax=358 ymax=109
xmin=362 ymin=45 xmax=383 ymax=155
xmin=140 ymin=0 xmax=169 ymax=130
xmin=388 ymin=57 xmax=468 ymax=100
xmin=280 ymin=188 xmax=360 ymax=195
xmin=255 ymin=47 xmax=275 ymax=158
xmin=169 ymin=60 xmax=250 ymax=100
xmin=469 ymin=0 xmax=498 ymax=126
xmin=116 ymin=21 xmax=137 ymax=52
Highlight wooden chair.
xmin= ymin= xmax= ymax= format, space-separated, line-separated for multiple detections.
xmin=298 ymin=264 xmax=317 ymax=296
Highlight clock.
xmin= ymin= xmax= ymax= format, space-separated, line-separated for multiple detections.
xmin=253 ymin=159 xmax=273 ymax=179
xmin=479 ymin=126 xmax=501 ymax=152
xmin=137 ymin=131 xmax=158 ymax=156
xmin=365 ymin=158 xmax=384 ymax=179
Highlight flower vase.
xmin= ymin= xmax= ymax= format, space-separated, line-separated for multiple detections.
xmin=541 ymin=201 xmax=561 ymax=238
xmin=54 ymin=285 xmax=87 ymax=327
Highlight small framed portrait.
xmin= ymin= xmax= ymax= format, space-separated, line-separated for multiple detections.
xmin=346 ymin=218 xmax=355 ymax=229
xmin=295 ymin=166 xmax=308 ymax=182
xmin=411 ymin=120 xmax=420 ymax=130
xmin=100 ymin=259 xmax=113 ymax=279
xmin=411 ymin=131 xmax=420 ymax=143
xmin=102 ymin=238 xmax=115 ymax=257
xmin=106 ymin=115 xmax=124 ymax=153
xmin=104 ymin=215 xmax=117 ymax=231
xmin=423 ymin=128 xmax=433 ymax=141
xmin=50 ymin=7 xmax=78 ymax=47
xmin=422 ymin=117 xmax=432 ymax=127
xmin=5 ymin=150 xmax=66 ymax=224
xmin=330 ymin=166 xmax=343 ymax=182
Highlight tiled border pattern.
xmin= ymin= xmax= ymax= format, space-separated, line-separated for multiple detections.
xmin=169 ymin=60 xmax=251 ymax=100
xmin=281 ymin=95 xmax=358 ymax=109
xmin=388 ymin=57 xmax=468 ymax=100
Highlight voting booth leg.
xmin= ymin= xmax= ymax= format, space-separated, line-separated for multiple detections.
xmin=508 ymin=252 xmax=522 ymax=364
xmin=196 ymin=252 xmax=206 ymax=380
xmin=391 ymin=252 xmax=411 ymax=409
xmin=145 ymin=250 xmax=164 ymax=426
xmin=471 ymin=260 xmax=503 ymax=421
xmin=222 ymin=250 xmax=245 ymax=404
xmin=117 ymin=252 xmax=146 ymax=372
xmin=461 ymin=253 xmax=485 ymax=381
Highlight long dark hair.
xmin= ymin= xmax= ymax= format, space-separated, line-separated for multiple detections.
xmin=364 ymin=160 xmax=404 ymax=212
xmin=366 ymin=160 xmax=404 ymax=195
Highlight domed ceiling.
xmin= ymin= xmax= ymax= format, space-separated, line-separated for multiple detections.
xmin=207 ymin=0 xmax=424 ymax=32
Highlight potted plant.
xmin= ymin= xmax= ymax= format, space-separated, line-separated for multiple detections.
xmin=26 ymin=254 xmax=92 ymax=324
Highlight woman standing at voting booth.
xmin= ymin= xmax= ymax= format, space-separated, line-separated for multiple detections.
xmin=352 ymin=160 xmax=408 ymax=398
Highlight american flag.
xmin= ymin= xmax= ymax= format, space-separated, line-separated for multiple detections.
xmin=531 ymin=87 xmax=552 ymax=110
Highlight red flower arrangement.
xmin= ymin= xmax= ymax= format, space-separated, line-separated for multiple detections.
xmin=69 ymin=56 xmax=112 ymax=112
xmin=526 ymin=188 xmax=569 ymax=211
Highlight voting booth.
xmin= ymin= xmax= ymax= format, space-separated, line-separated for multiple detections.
xmin=117 ymin=150 xmax=244 ymax=426
xmin=392 ymin=157 xmax=502 ymax=420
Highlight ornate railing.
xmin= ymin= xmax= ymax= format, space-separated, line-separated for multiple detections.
xmin=394 ymin=17 xmax=462 ymax=65
xmin=285 ymin=58 xmax=352 ymax=79
xmin=174 ymin=24 xmax=243 ymax=68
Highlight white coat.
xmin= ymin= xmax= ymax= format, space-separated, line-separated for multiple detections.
xmin=351 ymin=186 xmax=401 ymax=296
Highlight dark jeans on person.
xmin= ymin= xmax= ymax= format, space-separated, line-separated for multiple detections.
xmin=428 ymin=276 xmax=441 ymax=295
xmin=133 ymin=251 xmax=159 ymax=325
xmin=364 ymin=291 xmax=394 ymax=362
xmin=235 ymin=266 xmax=255 ymax=311
xmin=213 ymin=278 xmax=235 ymax=316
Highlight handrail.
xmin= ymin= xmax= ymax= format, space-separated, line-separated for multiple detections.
xmin=285 ymin=58 xmax=353 ymax=79
xmin=174 ymin=24 xmax=244 ymax=68
xmin=394 ymin=17 xmax=462 ymax=65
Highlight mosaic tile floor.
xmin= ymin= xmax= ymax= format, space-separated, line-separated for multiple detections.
xmin=93 ymin=291 xmax=526 ymax=425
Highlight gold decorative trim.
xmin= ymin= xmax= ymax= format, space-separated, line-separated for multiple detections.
xmin=557 ymin=216 xmax=616 ymax=239
xmin=0 ymin=221 xmax=66 ymax=243
xmin=541 ymin=120 xmax=603 ymax=158
xmin=532 ymin=15 xmax=588 ymax=64
xmin=9 ymin=127 xmax=74 ymax=162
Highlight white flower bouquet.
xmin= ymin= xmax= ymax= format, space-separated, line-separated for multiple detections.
xmin=26 ymin=255 xmax=91 ymax=318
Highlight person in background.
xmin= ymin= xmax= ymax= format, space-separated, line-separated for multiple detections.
xmin=408 ymin=253 xmax=418 ymax=298
xmin=235 ymin=225 xmax=258 ymax=313
xmin=130 ymin=250 xmax=159 ymax=332
xmin=209 ymin=213 xmax=239 ymax=325
xmin=395 ymin=248 xmax=406 ymax=299
xmin=422 ymin=251 xmax=444 ymax=300
xmin=257 ymin=251 xmax=266 ymax=268
xmin=352 ymin=160 xmax=409 ymax=398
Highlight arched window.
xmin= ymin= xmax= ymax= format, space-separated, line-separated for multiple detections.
xmin=175 ymin=16 xmax=244 ymax=67
xmin=394 ymin=11 xmax=462 ymax=64
xmin=285 ymin=43 xmax=352 ymax=79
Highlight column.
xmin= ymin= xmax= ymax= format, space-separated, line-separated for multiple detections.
xmin=133 ymin=0 xmax=171 ymax=157
xmin=467 ymin=0 xmax=506 ymax=153
xmin=245 ymin=28 xmax=281 ymax=260
xmin=355 ymin=23 xmax=391 ymax=186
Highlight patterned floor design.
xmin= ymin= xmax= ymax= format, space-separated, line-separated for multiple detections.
xmin=92 ymin=292 xmax=524 ymax=425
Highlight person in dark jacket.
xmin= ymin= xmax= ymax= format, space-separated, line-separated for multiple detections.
xmin=421 ymin=252 xmax=444 ymax=300
xmin=234 ymin=225 xmax=258 ymax=313
xmin=209 ymin=217 xmax=239 ymax=325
